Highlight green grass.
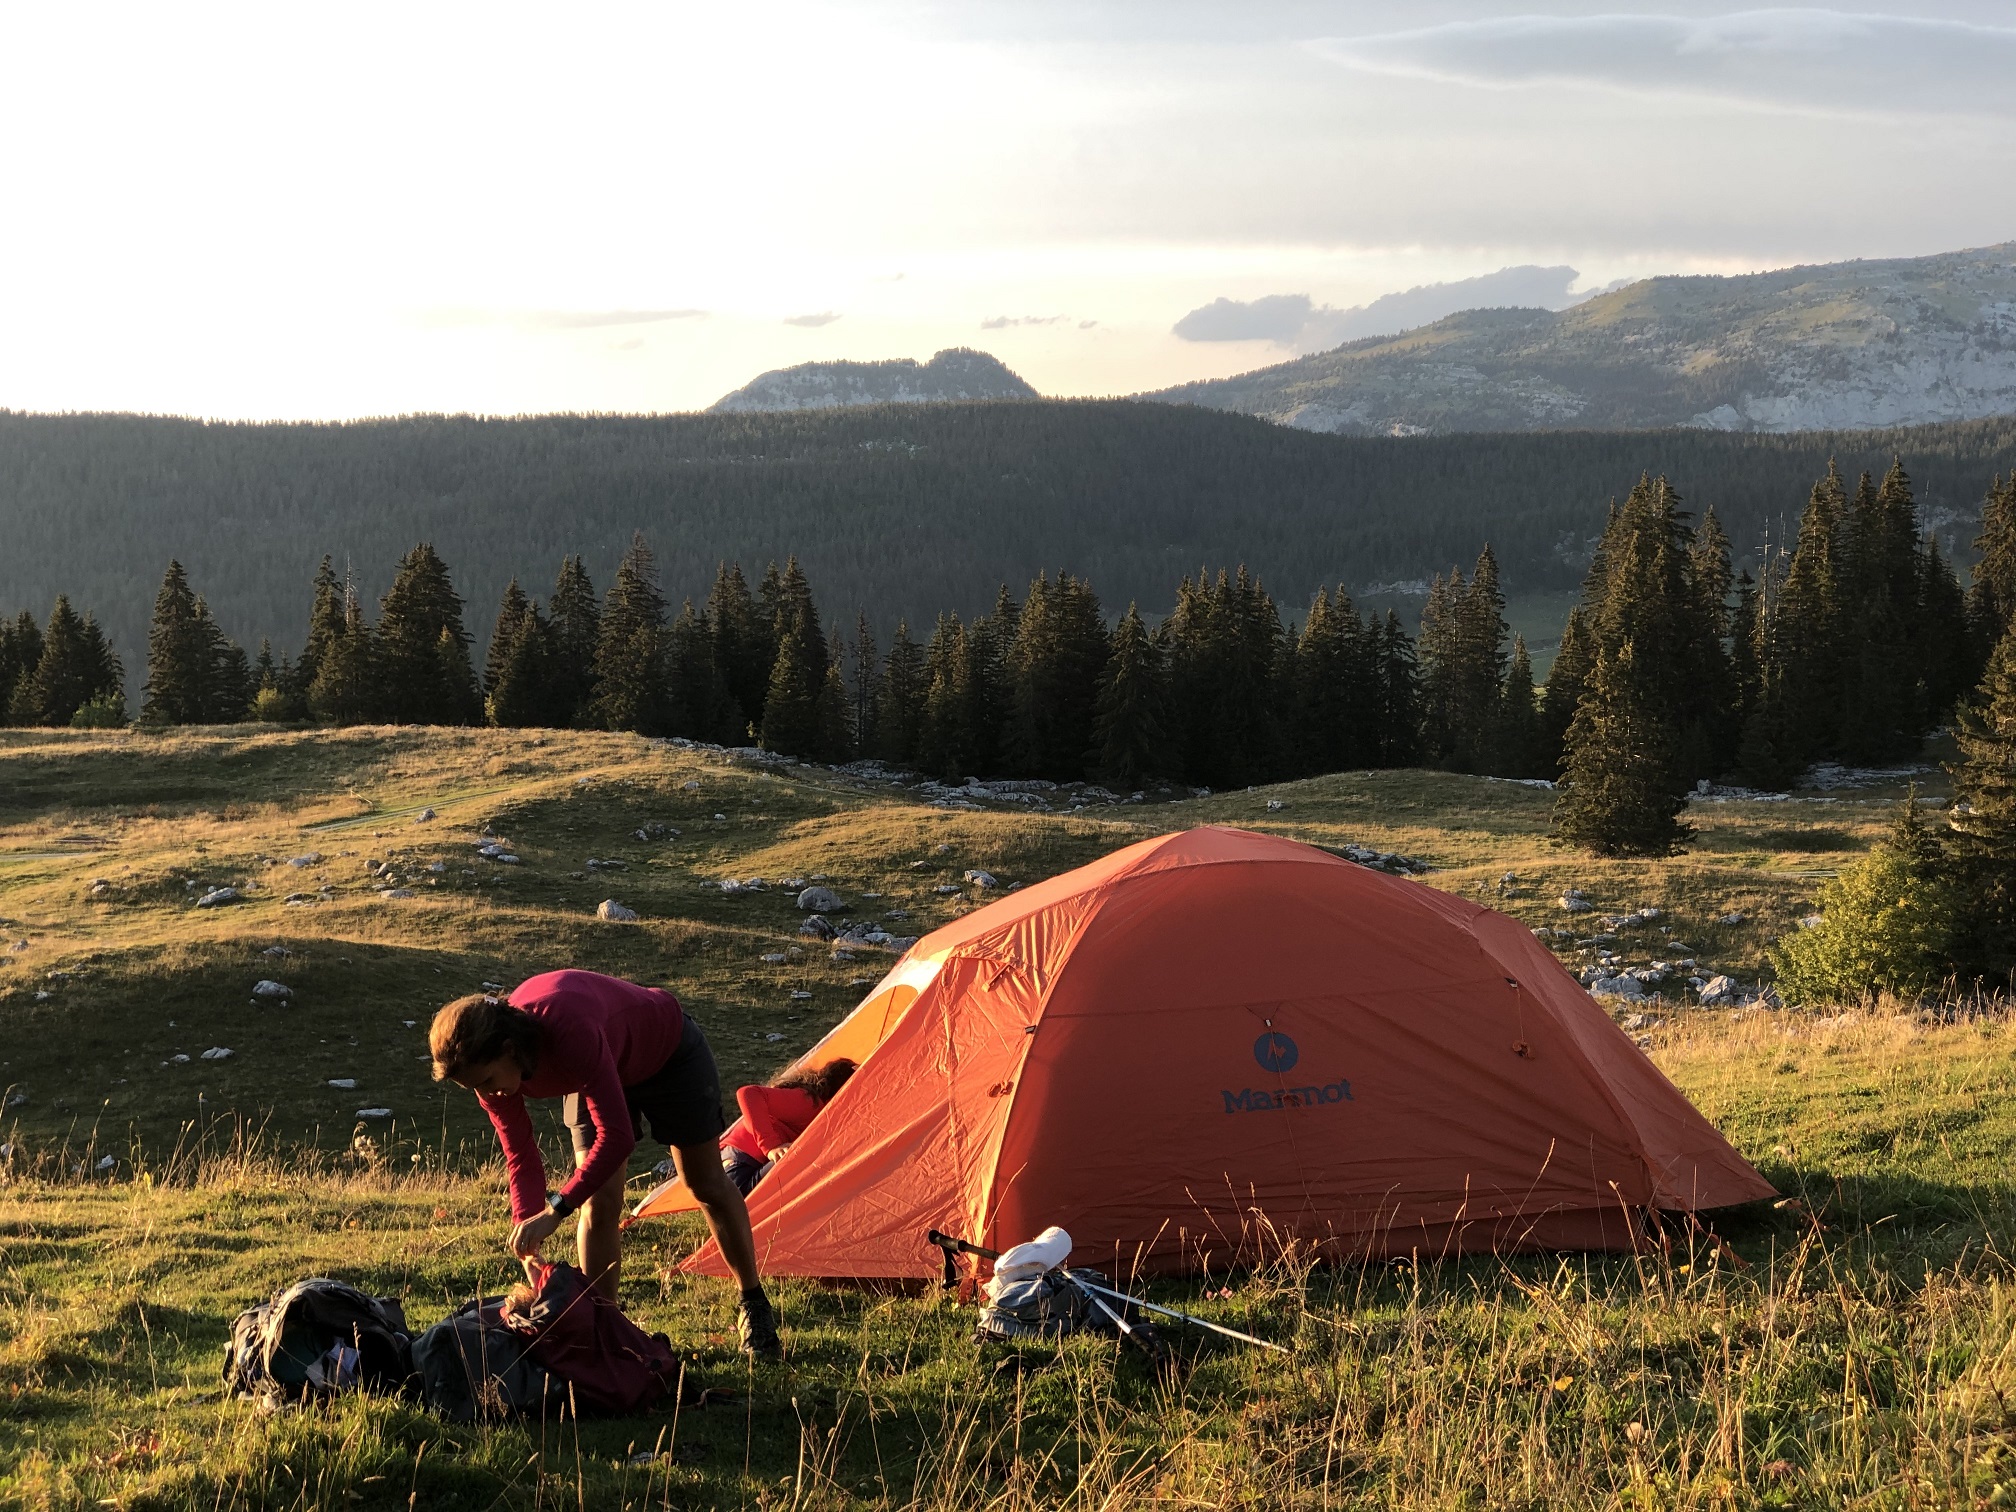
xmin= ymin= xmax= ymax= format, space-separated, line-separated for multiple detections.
xmin=4 ymin=725 xmax=2010 ymax=1509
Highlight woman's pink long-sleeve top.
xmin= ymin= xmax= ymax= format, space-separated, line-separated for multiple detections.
xmin=477 ymin=970 xmax=684 ymax=1220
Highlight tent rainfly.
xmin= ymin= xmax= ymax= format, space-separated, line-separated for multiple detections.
xmin=638 ymin=826 xmax=1773 ymax=1278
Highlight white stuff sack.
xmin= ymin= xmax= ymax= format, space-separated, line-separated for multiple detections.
xmin=985 ymin=1226 xmax=1072 ymax=1299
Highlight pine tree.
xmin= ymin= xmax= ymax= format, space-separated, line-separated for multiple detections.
xmin=1539 ymin=605 xmax=1595 ymax=775
xmin=1419 ymin=549 xmax=1509 ymax=773
xmin=17 ymin=597 xmax=124 ymax=727
xmin=816 ymin=625 xmax=855 ymax=762
xmin=1093 ymin=602 xmax=1166 ymax=788
xmin=1919 ymin=534 xmax=1975 ymax=720
xmin=1837 ymin=463 xmax=1927 ymax=762
xmin=142 ymin=560 xmax=214 ymax=725
xmin=308 ymin=574 xmax=377 ymax=724
xmin=758 ymin=559 xmax=827 ymax=757
xmin=250 ymin=639 xmax=297 ymax=722
xmin=1772 ymin=463 xmax=1849 ymax=765
xmin=1292 ymin=588 xmax=1374 ymax=776
xmin=484 ymin=580 xmax=535 ymax=703
xmin=876 ymin=621 xmax=927 ymax=766
xmin=548 ymin=556 xmax=602 ymax=728
xmin=1734 ymin=549 xmax=1803 ymax=791
xmin=208 ymin=606 xmax=253 ymax=721
xmin=1947 ymin=621 xmax=2016 ymax=985
xmin=375 ymin=543 xmax=480 ymax=726
xmin=1688 ymin=506 xmax=1740 ymax=770
xmin=1553 ymin=640 xmax=1693 ymax=857
xmin=592 ymin=534 xmax=671 ymax=734
xmin=706 ymin=562 xmax=773 ymax=741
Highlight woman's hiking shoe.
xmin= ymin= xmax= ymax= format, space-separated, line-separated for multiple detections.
xmin=737 ymin=1295 xmax=781 ymax=1359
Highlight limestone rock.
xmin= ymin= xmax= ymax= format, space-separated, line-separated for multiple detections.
xmin=596 ymin=899 xmax=640 ymax=922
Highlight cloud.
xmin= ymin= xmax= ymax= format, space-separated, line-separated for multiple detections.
xmin=1310 ymin=11 xmax=2016 ymax=119
xmin=1173 ymin=266 xmax=1591 ymax=351
xmin=980 ymin=314 xmax=1070 ymax=329
xmin=784 ymin=311 xmax=842 ymax=327
xmin=1173 ymin=293 xmax=1314 ymax=344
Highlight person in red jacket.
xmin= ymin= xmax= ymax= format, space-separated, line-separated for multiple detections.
xmin=429 ymin=970 xmax=780 ymax=1357
xmin=720 ymin=1059 xmax=857 ymax=1196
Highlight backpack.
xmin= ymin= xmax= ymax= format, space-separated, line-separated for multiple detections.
xmin=411 ymin=1298 xmax=568 ymax=1423
xmin=975 ymin=1267 xmax=1113 ymax=1344
xmin=514 ymin=1262 xmax=684 ymax=1415
xmin=222 ymin=1278 xmax=414 ymax=1406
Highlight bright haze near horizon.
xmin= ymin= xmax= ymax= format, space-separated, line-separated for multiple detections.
xmin=3 ymin=1 xmax=2014 ymax=421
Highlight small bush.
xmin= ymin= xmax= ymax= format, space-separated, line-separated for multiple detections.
xmin=1771 ymin=845 xmax=1959 ymax=1004
xmin=69 ymin=691 xmax=127 ymax=729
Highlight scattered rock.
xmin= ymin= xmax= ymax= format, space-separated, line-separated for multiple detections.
xmin=1589 ymin=974 xmax=1647 ymax=999
xmin=284 ymin=893 xmax=319 ymax=905
xmin=96 ymin=1155 xmax=117 ymax=1171
xmin=415 ymin=808 xmax=436 ymax=823
xmin=962 ymin=870 xmax=998 ymax=889
xmin=796 ymin=886 xmax=845 ymax=913
xmin=789 ymin=991 xmax=813 ymax=1001
xmin=427 ymin=862 xmax=446 ymax=874
xmin=760 ymin=952 xmax=787 ymax=964
xmin=1560 ymin=894 xmax=1594 ymax=914
xmin=1715 ymin=912 xmax=1747 ymax=927
xmin=328 ymin=1078 xmax=357 ymax=1089
xmin=596 ymin=900 xmax=640 ymax=923
xmin=799 ymin=915 xmax=835 ymax=940
xmin=767 ymin=1031 xmax=787 ymax=1041
xmin=1797 ymin=913 xmax=1825 ymax=929
xmin=260 ymin=945 xmax=292 ymax=958
xmin=251 ymin=980 xmax=294 ymax=1002
xmin=1265 ymin=799 xmax=1285 ymax=812
xmin=286 ymin=853 xmax=323 ymax=868
xmin=378 ymin=888 xmax=416 ymax=899
xmin=196 ymin=887 xmax=241 ymax=909
xmin=200 ymin=1047 xmax=234 ymax=1060
xmin=356 ymin=1108 xmax=393 ymax=1120
xmin=1621 ymin=1013 xmax=1664 ymax=1031
xmin=1696 ymin=975 xmax=1744 ymax=1005
xmin=587 ymin=857 xmax=627 ymax=871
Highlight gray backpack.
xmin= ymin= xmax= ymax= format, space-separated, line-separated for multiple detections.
xmin=222 ymin=1278 xmax=414 ymax=1406
xmin=411 ymin=1299 xmax=568 ymax=1422
xmin=976 ymin=1268 xmax=1111 ymax=1343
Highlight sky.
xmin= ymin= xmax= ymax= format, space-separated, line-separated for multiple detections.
xmin=2 ymin=1 xmax=2013 ymax=419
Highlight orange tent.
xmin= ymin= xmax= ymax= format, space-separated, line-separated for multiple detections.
xmin=646 ymin=826 xmax=1771 ymax=1279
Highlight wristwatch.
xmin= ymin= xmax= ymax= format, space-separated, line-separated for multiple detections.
xmin=545 ymin=1191 xmax=575 ymax=1218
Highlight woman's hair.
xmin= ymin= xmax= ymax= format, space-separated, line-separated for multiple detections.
xmin=429 ymin=994 xmax=543 ymax=1082
xmin=773 ymin=1058 xmax=858 ymax=1104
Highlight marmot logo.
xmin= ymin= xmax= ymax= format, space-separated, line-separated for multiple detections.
xmin=1222 ymin=1080 xmax=1353 ymax=1114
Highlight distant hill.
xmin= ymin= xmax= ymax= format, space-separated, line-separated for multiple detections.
xmin=710 ymin=348 xmax=1037 ymax=412
xmin=1151 ymin=243 xmax=2016 ymax=436
xmin=4 ymin=405 xmax=2014 ymax=689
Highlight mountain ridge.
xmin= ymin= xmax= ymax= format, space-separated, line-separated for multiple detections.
xmin=1149 ymin=242 xmax=2016 ymax=435
xmin=710 ymin=347 xmax=1037 ymax=412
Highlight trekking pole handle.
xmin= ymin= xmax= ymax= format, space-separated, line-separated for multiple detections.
xmin=925 ymin=1229 xmax=1000 ymax=1261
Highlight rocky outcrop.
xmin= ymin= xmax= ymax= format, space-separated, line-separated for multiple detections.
xmin=710 ymin=349 xmax=1038 ymax=413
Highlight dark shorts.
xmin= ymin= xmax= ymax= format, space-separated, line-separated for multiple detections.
xmin=563 ymin=1015 xmax=727 ymax=1155
xmin=721 ymin=1145 xmax=768 ymax=1197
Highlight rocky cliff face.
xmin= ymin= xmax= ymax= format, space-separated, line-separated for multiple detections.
xmin=710 ymin=348 xmax=1038 ymax=412
xmin=1148 ymin=244 xmax=2016 ymax=435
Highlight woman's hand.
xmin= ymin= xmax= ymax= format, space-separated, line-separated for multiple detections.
xmin=509 ymin=1209 xmax=563 ymax=1259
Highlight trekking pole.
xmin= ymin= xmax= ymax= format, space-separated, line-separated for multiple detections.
xmin=924 ymin=1230 xmax=998 ymax=1289
xmin=1072 ymin=1277 xmax=1289 ymax=1353
xmin=1066 ymin=1275 xmax=1166 ymax=1362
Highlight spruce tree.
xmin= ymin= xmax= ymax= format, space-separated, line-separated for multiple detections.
xmin=1837 ymin=463 xmax=1926 ymax=762
xmin=1773 ymin=463 xmax=1849 ymax=764
xmin=485 ymin=580 xmax=558 ymax=728
xmin=848 ymin=613 xmax=880 ymax=758
xmin=1733 ymin=549 xmax=1803 ymax=791
xmin=706 ymin=562 xmax=773 ymax=740
xmin=816 ymin=625 xmax=855 ymax=762
xmin=0 ymin=610 xmax=43 ymax=725
xmin=208 ymin=608 xmax=253 ymax=721
xmin=1006 ymin=572 xmax=1108 ymax=781
xmin=1292 ymin=588 xmax=1374 ymax=776
xmin=143 ymin=560 xmax=213 ymax=725
xmin=18 ymin=597 xmax=124 ymax=727
xmin=918 ymin=613 xmax=979 ymax=779
xmin=308 ymin=575 xmax=377 ymax=724
xmin=1969 ymin=474 xmax=2016 ymax=654
xmin=1553 ymin=640 xmax=1693 ymax=857
xmin=966 ymin=585 xmax=1019 ymax=777
xmin=1372 ymin=610 xmax=1422 ymax=768
xmin=1919 ymin=534 xmax=1975 ymax=720
xmin=1688 ymin=506 xmax=1740 ymax=770
xmin=1092 ymin=603 xmax=1166 ymax=788
xmin=1947 ymin=621 xmax=2016 ymax=985
xmin=592 ymin=534 xmax=671 ymax=735
xmin=548 ymin=556 xmax=602 ymax=728
xmin=876 ymin=621 xmax=927 ymax=766
xmin=295 ymin=556 xmax=345 ymax=702
xmin=758 ymin=559 xmax=828 ymax=757
xmin=665 ymin=600 xmax=735 ymax=742
xmin=1539 ymin=605 xmax=1595 ymax=775
xmin=1419 ymin=549 xmax=1508 ymax=773
xmin=376 ymin=543 xmax=481 ymax=726
xmin=1498 ymin=635 xmax=1544 ymax=779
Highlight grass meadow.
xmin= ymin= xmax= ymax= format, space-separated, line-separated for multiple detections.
xmin=3 ymin=724 xmax=2010 ymax=1510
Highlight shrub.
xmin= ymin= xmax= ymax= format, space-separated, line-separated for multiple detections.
xmin=68 ymin=691 xmax=127 ymax=729
xmin=1771 ymin=843 xmax=1959 ymax=1005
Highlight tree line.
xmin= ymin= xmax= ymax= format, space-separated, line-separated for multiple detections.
xmin=5 ymin=404 xmax=2014 ymax=679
